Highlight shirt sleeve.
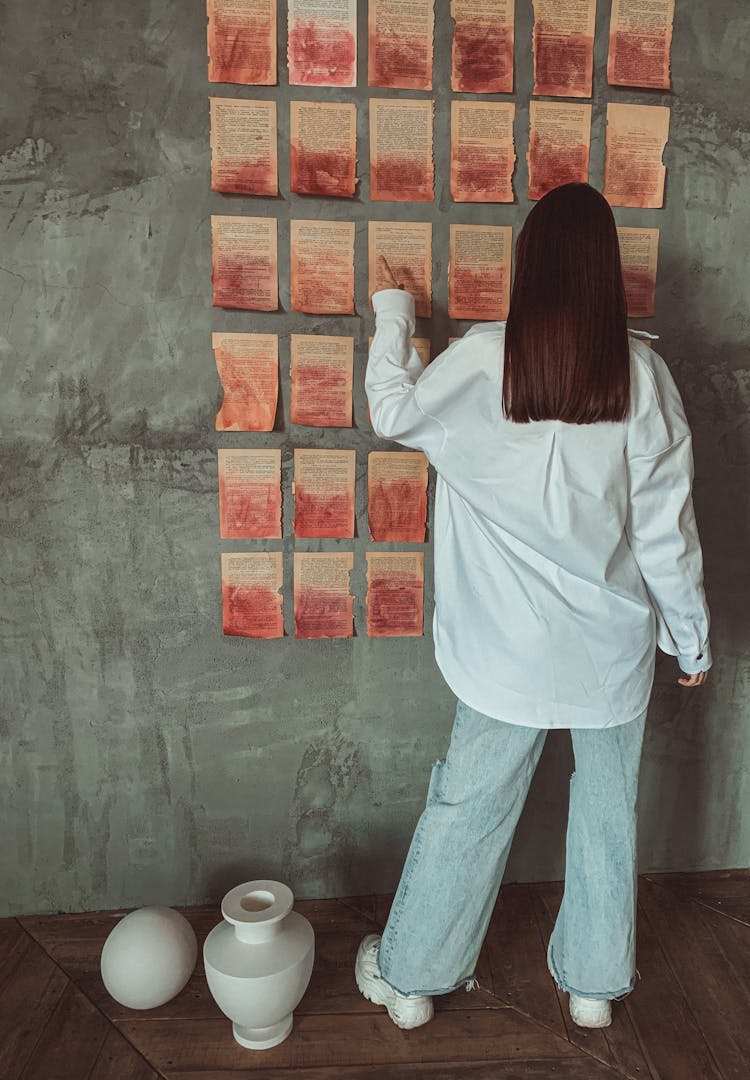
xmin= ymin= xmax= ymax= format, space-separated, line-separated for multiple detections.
xmin=625 ymin=347 xmax=712 ymax=674
xmin=365 ymin=288 xmax=446 ymax=460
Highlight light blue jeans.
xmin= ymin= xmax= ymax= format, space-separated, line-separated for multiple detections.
xmin=378 ymin=698 xmax=647 ymax=1001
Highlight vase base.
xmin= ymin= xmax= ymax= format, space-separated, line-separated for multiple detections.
xmin=233 ymin=1014 xmax=293 ymax=1050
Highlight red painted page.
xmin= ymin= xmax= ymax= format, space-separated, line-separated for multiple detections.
xmin=209 ymin=98 xmax=277 ymax=195
xmin=207 ymin=0 xmax=277 ymax=85
xmin=213 ymin=332 xmax=278 ymax=431
xmin=368 ymin=452 xmax=428 ymax=543
xmin=293 ymin=448 xmax=356 ymax=538
xmin=370 ymin=98 xmax=435 ymax=203
xmin=287 ymin=0 xmax=357 ymax=87
xmin=221 ymin=552 xmax=283 ymax=638
xmin=293 ymin=552 xmax=354 ymax=638
xmin=618 ymin=227 xmax=659 ymax=318
xmin=290 ymin=219 xmax=355 ymax=314
xmin=450 ymin=0 xmax=514 ymax=94
xmin=366 ymin=552 xmax=424 ymax=638
xmin=608 ymin=0 xmax=673 ymax=89
xmin=218 ymin=448 xmax=282 ymax=539
xmin=367 ymin=0 xmax=434 ymax=90
xmin=211 ymin=215 xmax=278 ymax=311
xmin=290 ymin=101 xmax=357 ymax=197
xmin=532 ymin=0 xmax=596 ymax=98
xmin=604 ymin=103 xmax=670 ymax=208
xmin=367 ymin=220 xmax=432 ymax=318
xmin=527 ymin=101 xmax=591 ymax=201
xmin=290 ymin=334 xmax=353 ymax=427
xmin=448 ymin=224 xmax=512 ymax=321
xmin=450 ymin=101 xmax=515 ymax=203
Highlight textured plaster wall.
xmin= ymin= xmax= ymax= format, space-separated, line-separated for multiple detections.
xmin=1 ymin=1 xmax=748 ymax=916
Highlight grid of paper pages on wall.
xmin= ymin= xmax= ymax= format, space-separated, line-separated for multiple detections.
xmin=207 ymin=0 xmax=674 ymax=640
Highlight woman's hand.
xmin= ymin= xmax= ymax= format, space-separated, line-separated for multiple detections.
xmin=377 ymin=254 xmax=404 ymax=291
xmin=677 ymin=669 xmax=709 ymax=687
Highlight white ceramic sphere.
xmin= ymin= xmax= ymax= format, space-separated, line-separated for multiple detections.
xmin=100 ymin=906 xmax=197 ymax=1009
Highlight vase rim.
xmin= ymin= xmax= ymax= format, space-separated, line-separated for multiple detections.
xmin=221 ymin=880 xmax=294 ymax=926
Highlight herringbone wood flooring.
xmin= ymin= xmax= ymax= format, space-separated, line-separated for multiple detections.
xmin=2 ymin=871 xmax=749 ymax=1078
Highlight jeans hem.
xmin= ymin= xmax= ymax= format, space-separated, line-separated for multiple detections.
xmin=378 ymin=968 xmax=482 ymax=998
xmin=549 ymin=939 xmax=640 ymax=1001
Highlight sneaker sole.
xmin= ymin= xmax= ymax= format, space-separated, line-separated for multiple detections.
xmin=355 ymin=939 xmax=433 ymax=1030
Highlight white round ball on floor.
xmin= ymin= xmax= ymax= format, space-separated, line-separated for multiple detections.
xmin=100 ymin=906 xmax=197 ymax=1009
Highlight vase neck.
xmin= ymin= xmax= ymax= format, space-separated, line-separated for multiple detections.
xmin=232 ymin=920 xmax=282 ymax=944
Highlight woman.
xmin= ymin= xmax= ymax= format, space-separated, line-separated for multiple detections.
xmin=354 ymin=183 xmax=711 ymax=1031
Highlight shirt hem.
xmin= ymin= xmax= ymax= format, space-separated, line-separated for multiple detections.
xmin=434 ymin=649 xmax=650 ymax=730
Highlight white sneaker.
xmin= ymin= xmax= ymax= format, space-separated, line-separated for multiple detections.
xmin=569 ymin=992 xmax=612 ymax=1028
xmin=547 ymin=938 xmax=612 ymax=1028
xmin=355 ymin=934 xmax=434 ymax=1029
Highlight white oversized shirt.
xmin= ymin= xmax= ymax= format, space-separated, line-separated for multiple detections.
xmin=366 ymin=288 xmax=712 ymax=729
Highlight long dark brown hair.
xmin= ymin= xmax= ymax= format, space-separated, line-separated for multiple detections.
xmin=503 ymin=183 xmax=630 ymax=424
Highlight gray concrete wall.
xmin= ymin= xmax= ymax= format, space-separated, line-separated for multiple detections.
xmin=1 ymin=0 xmax=748 ymax=917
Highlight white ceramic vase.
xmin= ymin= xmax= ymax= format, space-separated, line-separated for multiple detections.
xmin=203 ymin=879 xmax=315 ymax=1049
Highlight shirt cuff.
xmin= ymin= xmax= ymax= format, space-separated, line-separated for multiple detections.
xmin=678 ymin=639 xmax=713 ymax=674
xmin=372 ymin=288 xmax=416 ymax=334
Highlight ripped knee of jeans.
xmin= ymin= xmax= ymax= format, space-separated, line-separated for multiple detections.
xmin=427 ymin=756 xmax=448 ymax=802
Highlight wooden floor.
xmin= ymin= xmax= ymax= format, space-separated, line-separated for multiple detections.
xmin=1 ymin=871 xmax=749 ymax=1079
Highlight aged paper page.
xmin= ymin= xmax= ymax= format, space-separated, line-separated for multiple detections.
xmin=221 ymin=552 xmax=283 ymax=638
xmin=450 ymin=101 xmax=515 ymax=203
xmin=207 ymin=0 xmax=277 ymax=85
xmin=604 ymin=103 xmax=669 ymax=208
xmin=368 ymin=220 xmax=432 ymax=318
xmin=288 ymin=0 xmax=357 ymax=87
xmin=368 ymin=0 xmax=434 ymax=90
xmin=412 ymin=337 xmax=431 ymax=367
xmin=450 ymin=0 xmax=514 ymax=93
xmin=290 ymin=219 xmax=355 ymax=314
xmin=369 ymin=98 xmax=435 ymax=203
xmin=366 ymin=552 xmax=424 ymax=637
xmin=294 ymin=552 xmax=354 ymax=638
xmin=449 ymin=224 xmax=512 ymax=321
xmin=290 ymin=334 xmax=353 ymax=427
xmin=532 ymin=0 xmax=596 ymax=98
xmin=290 ymin=100 xmax=357 ymax=197
xmin=293 ymin=448 xmax=356 ymax=538
xmin=211 ymin=215 xmax=278 ymax=310
xmin=368 ymin=451 xmax=428 ymax=543
xmin=218 ymin=448 xmax=282 ymax=538
xmin=618 ymin=226 xmax=659 ymax=317
xmin=527 ymin=101 xmax=591 ymax=201
xmin=608 ymin=0 xmax=674 ymax=88
xmin=213 ymin=332 xmax=278 ymax=431
xmin=210 ymin=98 xmax=277 ymax=196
